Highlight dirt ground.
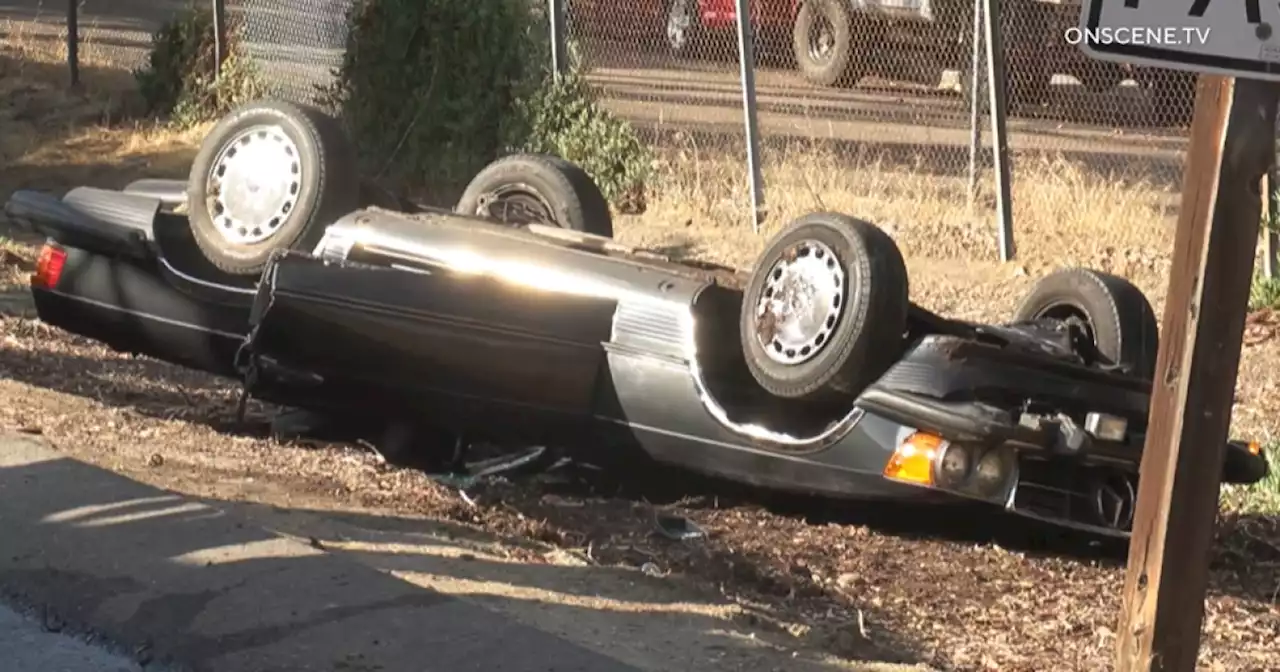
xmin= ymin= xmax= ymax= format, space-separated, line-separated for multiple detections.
xmin=1 ymin=39 xmax=1278 ymax=672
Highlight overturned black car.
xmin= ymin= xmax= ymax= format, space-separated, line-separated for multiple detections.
xmin=5 ymin=100 xmax=1268 ymax=538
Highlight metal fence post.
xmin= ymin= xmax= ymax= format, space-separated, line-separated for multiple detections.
xmin=733 ymin=0 xmax=766 ymax=233
xmin=982 ymin=0 xmax=1014 ymax=261
xmin=66 ymin=0 xmax=79 ymax=87
xmin=212 ymin=0 xmax=228 ymax=79
xmin=966 ymin=0 xmax=983 ymax=206
xmin=548 ymin=0 xmax=569 ymax=78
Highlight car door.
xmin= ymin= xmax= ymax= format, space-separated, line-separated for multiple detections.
xmin=247 ymin=252 xmax=617 ymax=427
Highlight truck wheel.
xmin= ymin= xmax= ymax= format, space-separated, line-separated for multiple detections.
xmin=1077 ymin=61 xmax=1125 ymax=93
xmin=1144 ymin=70 xmax=1196 ymax=127
xmin=793 ymin=0 xmax=861 ymax=87
xmin=1013 ymin=268 xmax=1159 ymax=379
xmin=187 ymin=99 xmax=360 ymax=276
xmin=961 ymin=66 xmax=1051 ymax=111
xmin=665 ymin=0 xmax=706 ymax=58
xmin=456 ymin=154 xmax=614 ymax=238
xmin=740 ymin=213 xmax=909 ymax=401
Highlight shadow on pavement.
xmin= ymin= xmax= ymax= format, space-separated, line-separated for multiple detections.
xmin=0 ymin=437 xmax=931 ymax=671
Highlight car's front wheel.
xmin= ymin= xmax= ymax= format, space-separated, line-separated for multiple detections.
xmin=1013 ymin=268 xmax=1159 ymax=379
xmin=186 ymin=99 xmax=360 ymax=276
xmin=740 ymin=212 xmax=909 ymax=402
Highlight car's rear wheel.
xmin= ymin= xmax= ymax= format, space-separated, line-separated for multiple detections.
xmin=1013 ymin=268 xmax=1159 ymax=379
xmin=740 ymin=213 xmax=909 ymax=401
xmin=187 ymin=99 xmax=360 ymax=276
xmin=793 ymin=0 xmax=861 ymax=87
xmin=456 ymin=154 xmax=614 ymax=238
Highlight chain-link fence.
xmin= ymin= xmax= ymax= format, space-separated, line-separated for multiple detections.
xmin=0 ymin=0 xmax=184 ymax=73
xmin=569 ymin=0 xmax=1194 ymax=174
xmin=0 ymin=0 xmax=1212 ymax=259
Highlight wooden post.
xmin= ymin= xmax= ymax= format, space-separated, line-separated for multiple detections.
xmin=1115 ymin=76 xmax=1280 ymax=672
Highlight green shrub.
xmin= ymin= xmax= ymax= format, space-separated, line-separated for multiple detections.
xmin=134 ymin=2 xmax=266 ymax=127
xmin=1249 ymin=272 xmax=1280 ymax=311
xmin=514 ymin=53 xmax=652 ymax=211
xmin=323 ymin=0 xmax=651 ymax=209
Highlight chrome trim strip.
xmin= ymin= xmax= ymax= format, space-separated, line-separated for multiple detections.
xmin=41 ymin=289 xmax=244 ymax=340
xmin=592 ymin=414 xmax=871 ymax=473
xmin=158 ymin=256 xmax=256 ymax=296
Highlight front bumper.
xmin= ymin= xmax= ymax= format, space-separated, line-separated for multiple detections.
xmin=857 ymin=335 xmax=1270 ymax=536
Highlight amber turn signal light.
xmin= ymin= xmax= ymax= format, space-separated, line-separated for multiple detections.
xmin=883 ymin=431 xmax=947 ymax=486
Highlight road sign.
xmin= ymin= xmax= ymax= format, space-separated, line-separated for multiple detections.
xmin=1081 ymin=0 xmax=1280 ymax=80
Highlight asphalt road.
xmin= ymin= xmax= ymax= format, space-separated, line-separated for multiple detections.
xmin=0 ymin=434 xmax=644 ymax=672
xmin=0 ymin=0 xmax=1189 ymax=182
xmin=0 ymin=603 xmax=151 ymax=672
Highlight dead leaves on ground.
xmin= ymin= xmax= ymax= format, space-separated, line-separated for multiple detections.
xmin=0 ymin=313 xmax=1277 ymax=672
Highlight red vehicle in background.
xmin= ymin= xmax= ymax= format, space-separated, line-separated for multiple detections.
xmin=569 ymin=0 xmax=1194 ymax=125
xmin=660 ymin=0 xmax=793 ymax=58
xmin=571 ymin=0 xmax=978 ymax=90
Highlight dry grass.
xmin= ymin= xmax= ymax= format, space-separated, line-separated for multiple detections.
xmin=0 ymin=20 xmax=208 ymax=194
xmin=618 ymin=138 xmax=1181 ymax=314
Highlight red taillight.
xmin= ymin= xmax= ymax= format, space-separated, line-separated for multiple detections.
xmin=31 ymin=244 xmax=67 ymax=289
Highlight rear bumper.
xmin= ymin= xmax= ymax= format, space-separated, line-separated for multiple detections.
xmin=30 ymin=246 xmax=248 ymax=379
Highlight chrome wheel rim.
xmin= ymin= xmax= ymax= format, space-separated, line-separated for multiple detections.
xmin=667 ymin=0 xmax=691 ymax=51
xmin=754 ymin=240 xmax=846 ymax=365
xmin=206 ymin=125 xmax=302 ymax=246
xmin=808 ymin=14 xmax=836 ymax=63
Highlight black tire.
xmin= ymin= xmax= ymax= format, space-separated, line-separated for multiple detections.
xmin=187 ymin=99 xmax=360 ymax=276
xmin=793 ymin=0 xmax=859 ymax=88
xmin=961 ymin=68 xmax=1052 ymax=115
xmin=1077 ymin=62 xmax=1125 ymax=93
xmin=960 ymin=3 xmax=1050 ymax=111
xmin=740 ymin=213 xmax=909 ymax=401
xmin=456 ymin=154 xmax=614 ymax=238
xmin=1145 ymin=70 xmax=1196 ymax=127
xmin=1013 ymin=268 xmax=1159 ymax=379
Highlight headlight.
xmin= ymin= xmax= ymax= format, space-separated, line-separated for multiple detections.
xmin=936 ymin=443 xmax=972 ymax=487
xmin=1084 ymin=412 xmax=1128 ymax=442
xmin=972 ymin=448 xmax=1014 ymax=498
